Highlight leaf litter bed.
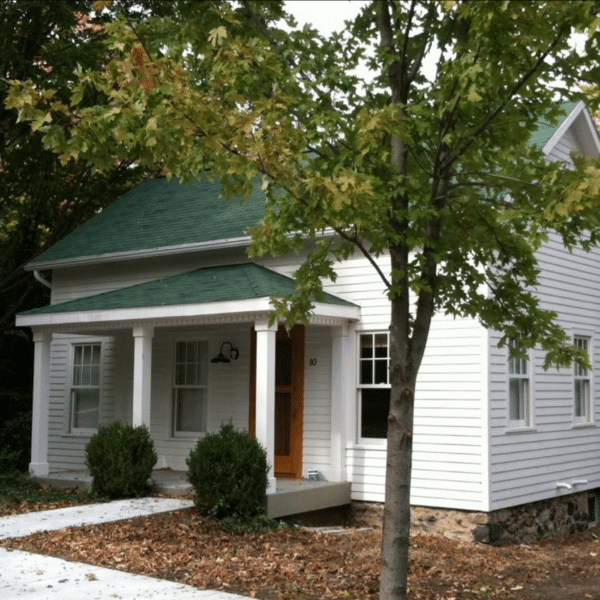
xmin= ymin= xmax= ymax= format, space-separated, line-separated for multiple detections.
xmin=2 ymin=504 xmax=600 ymax=599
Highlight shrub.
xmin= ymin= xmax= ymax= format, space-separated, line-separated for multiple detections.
xmin=186 ymin=422 xmax=269 ymax=522
xmin=85 ymin=421 xmax=157 ymax=499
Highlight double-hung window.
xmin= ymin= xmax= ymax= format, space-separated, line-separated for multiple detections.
xmin=358 ymin=332 xmax=390 ymax=440
xmin=70 ymin=343 xmax=101 ymax=431
xmin=508 ymin=339 xmax=531 ymax=428
xmin=173 ymin=340 xmax=208 ymax=434
xmin=574 ymin=336 xmax=591 ymax=424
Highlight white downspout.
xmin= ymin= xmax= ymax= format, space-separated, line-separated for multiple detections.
xmin=33 ymin=270 xmax=52 ymax=290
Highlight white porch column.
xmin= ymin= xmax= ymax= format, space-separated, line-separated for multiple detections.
xmin=254 ymin=319 xmax=277 ymax=492
xmin=30 ymin=330 xmax=52 ymax=476
xmin=132 ymin=326 xmax=154 ymax=428
xmin=330 ymin=323 xmax=356 ymax=482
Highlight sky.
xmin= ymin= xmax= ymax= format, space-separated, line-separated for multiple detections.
xmin=284 ymin=0 xmax=368 ymax=35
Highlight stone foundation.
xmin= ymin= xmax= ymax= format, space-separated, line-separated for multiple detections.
xmin=351 ymin=492 xmax=591 ymax=545
xmin=483 ymin=492 xmax=589 ymax=544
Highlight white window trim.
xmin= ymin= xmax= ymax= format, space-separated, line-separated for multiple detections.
xmin=573 ymin=333 xmax=594 ymax=427
xmin=67 ymin=339 xmax=103 ymax=436
xmin=505 ymin=340 xmax=534 ymax=432
xmin=170 ymin=335 xmax=211 ymax=438
xmin=357 ymin=331 xmax=390 ymax=445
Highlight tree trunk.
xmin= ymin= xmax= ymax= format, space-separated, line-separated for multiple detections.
xmin=380 ymin=250 xmax=416 ymax=600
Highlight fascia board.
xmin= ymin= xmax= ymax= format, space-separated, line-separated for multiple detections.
xmin=16 ymin=298 xmax=360 ymax=328
xmin=24 ymin=236 xmax=253 ymax=271
xmin=25 ymin=228 xmax=339 ymax=271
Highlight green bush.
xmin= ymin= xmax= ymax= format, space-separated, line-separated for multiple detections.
xmin=85 ymin=421 xmax=157 ymax=499
xmin=186 ymin=422 xmax=270 ymax=522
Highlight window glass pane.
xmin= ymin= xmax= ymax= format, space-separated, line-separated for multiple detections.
xmin=73 ymin=389 xmax=99 ymax=429
xmin=82 ymin=345 xmax=92 ymax=365
xmin=185 ymin=362 xmax=197 ymax=386
xmin=360 ymin=360 xmax=372 ymax=384
xmin=275 ymin=391 xmax=291 ymax=455
xmin=82 ymin=363 xmax=91 ymax=386
xmin=186 ymin=341 xmax=197 ymax=363
xmin=175 ymin=364 xmax=185 ymax=386
xmin=176 ymin=388 xmax=206 ymax=432
xmin=92 ymin=344 xmax=101 ymax=365
xmin=374 ymin=334 xmax=388 ymax=358
xmin=575 ymin=380 xmax=585 ymax=417
xmin=361 ymin=388 xmax=390 ymax=439
xmin=360 ymin=335 xmax=373 ymax=359
xmin=73 ymin=365 xmax=82 ymax=387
xmin=275 ymin=339 xmax=292 ymax=387
xmin=509 ymin=379 xmax=525 ymax=421
xmin=374 ymin=359 xmax=388 ymax=384
xmin=74 ymin=345 xmax=83 ymax=366
xmin=176 ymin=341 xmax=186 ymax=363
xmin=90 ymin=365 xmax=100 ymax=386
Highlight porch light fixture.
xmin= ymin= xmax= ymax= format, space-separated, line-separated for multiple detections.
xmin=211 ymin=341 xmax=240 ymax=363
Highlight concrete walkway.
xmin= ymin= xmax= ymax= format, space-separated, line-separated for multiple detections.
xmin=0 ymin=498 xmax=255 ymax=599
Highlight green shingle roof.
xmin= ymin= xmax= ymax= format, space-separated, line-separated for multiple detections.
xmin=30 ymin=176 xmax=267 ymax=266
xmin=22 ymin=263 xmax=354 ymax=315
xmin=529 ymin=101 xmax=578 ymax=150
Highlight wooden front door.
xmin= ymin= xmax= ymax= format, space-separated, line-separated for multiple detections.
xmin=249 ymin=324 xmax=304 ymax=479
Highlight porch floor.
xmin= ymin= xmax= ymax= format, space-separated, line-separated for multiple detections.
xmin=33 ymin=470 xmax=351 ymax=519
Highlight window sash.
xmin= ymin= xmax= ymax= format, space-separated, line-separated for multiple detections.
xmin=359 ymin=332 xmax=390 ymax=386
xmin=574 ymin=336 xmax=591 ymax=422
xmin=507 ymin=340 xmax=530 ymax=427
xmin=70 ymin=343 xmax=101 ymax=431
xmin=173 ymin=340 xmax=208 ymax=434
xmin=358 ymin=333 xmax=390 ymax=440
xmin=174 ymin=388 xmax=207 ymax=433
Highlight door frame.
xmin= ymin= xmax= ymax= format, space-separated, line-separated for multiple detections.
xmin=249 ymin=324 xmax=304 ymax=479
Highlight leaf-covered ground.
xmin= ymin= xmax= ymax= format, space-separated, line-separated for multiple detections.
xmin=2 ymin=504 xmax=600 ymax=600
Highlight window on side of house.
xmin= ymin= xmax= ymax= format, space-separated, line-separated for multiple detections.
xmin=507 ymin=339 xmax=531 ymax=428
xmin=574 ymin=335 xmax=592 ymax=424
xmin=70 ymin=343 xmax=101 ymax=431
xmin=358 ymin=332 xmax=390 ymax=441
xmin=173 ymin=340 xmax=208 ymax=434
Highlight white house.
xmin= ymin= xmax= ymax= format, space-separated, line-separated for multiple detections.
xmin=15 ymin=101 xmax=600 ymax=538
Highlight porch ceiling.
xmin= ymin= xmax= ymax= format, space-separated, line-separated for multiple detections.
xmin=16 ymin=263 xmax=360 ymax=330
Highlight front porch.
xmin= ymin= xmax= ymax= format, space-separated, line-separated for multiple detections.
xmin=18 ymin=264 xmax=360 ymax=491
xmin=33 ymin=469 xmax=352 ymax=519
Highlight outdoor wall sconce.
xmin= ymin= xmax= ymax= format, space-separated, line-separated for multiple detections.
xmin=211 ymin=341 xmax=240 ymax=363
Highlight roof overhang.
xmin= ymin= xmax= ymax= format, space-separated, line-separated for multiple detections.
xmin=16 ymin=263 xmax=361 ymax=332
xmin=16 ymin=297 xmax=360 ymax=332
xmin=25 ymin=236 xmax=253 ymax=271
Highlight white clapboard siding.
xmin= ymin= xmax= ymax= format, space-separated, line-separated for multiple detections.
xmin=489 ymin=228 xmax=600 ymax=510
xmin=302 ymin=327 xmax=333 ymax=478
xmin=323 ymin=253 xmax=489 ymax=508
xmin=50 ymin=247 xmax=249 ymax=304
xmin=47 ymin=334 xmax=116 ymax=472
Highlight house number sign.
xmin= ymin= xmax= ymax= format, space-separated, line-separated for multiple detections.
xmin=309 ymin=358 xmax=317 ymax=366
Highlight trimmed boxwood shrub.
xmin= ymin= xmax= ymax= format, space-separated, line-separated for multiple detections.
xmin=85 ymin=421 xmax=157 ymax=499
xmin=186 ymin=422 xmax=269 ymax=522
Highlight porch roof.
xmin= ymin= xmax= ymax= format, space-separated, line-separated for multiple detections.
xmin=16 ymin=263 xmax=360 ymax=328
